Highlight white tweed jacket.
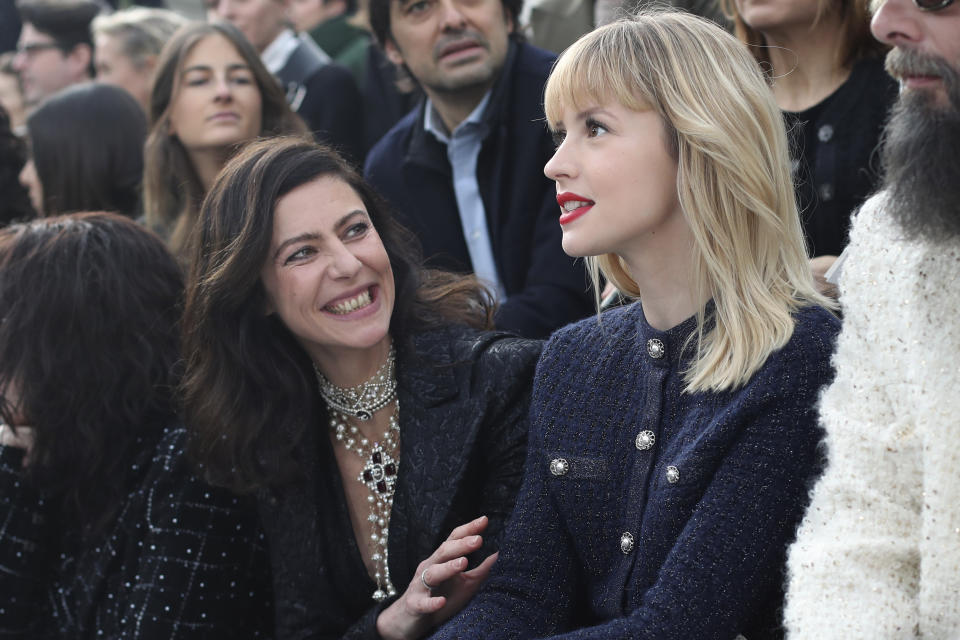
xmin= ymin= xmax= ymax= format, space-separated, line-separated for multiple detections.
xmin=785 ymin=193 xmax=960 ymax=638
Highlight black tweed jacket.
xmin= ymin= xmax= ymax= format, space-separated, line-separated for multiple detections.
xmin=0 ymin=426 xmax=273 ymax=639
xmin=257 ymin=325 xmax=542 ymax=640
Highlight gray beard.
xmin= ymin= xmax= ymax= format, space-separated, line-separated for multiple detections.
xmin=881 ymin=49 xmax=960 ymax=242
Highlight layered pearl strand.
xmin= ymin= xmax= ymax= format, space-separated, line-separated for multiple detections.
xmin=328 ymin=407 xmax=400 ymax=601
xmin=316 ymin=347 xmax=400 ymax=602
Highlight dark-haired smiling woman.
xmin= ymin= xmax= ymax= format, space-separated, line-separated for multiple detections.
xmin=181 ymin=137 xmax=541 ymax=639
xmin=0 ymin=212 xmax=272 ymax=638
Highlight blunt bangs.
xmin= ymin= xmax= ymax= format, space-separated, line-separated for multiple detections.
xmin=544 ymin=24 xmax=655 ymax=127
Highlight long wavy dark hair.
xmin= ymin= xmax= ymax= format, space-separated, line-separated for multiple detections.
xmin=182 ymin=137 xmax=494 ymax=492
xmin=143 ymin=21 xmax=307 ymax=258
xmin=0 ymin=212 xmax=183 ymax=532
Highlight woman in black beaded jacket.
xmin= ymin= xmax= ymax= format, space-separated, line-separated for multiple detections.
xmin=0 ymin=212 xmax=272 ymax=638
xmin=181 ymin=137 xmax=541 ymax=640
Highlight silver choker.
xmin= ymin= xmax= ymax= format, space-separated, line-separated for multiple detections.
xmin=314 ymin=346 xmax=397 ymax=421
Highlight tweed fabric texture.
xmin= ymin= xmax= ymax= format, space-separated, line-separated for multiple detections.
xmin=0 ymin=426 xmax=273 ymax=638
xmin=434 ymin=302 xmax=839 ymax=639
xmin=785 ymin=194 xmax=960 ymax=638
xmin=257 ymin=326 xmax=541 ymax=639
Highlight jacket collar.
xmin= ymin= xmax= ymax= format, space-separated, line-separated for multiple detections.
xmin=389 ymin=328 xmax=488 ymax=579
xmin=404 ymin=40 xmax=521 ymax=174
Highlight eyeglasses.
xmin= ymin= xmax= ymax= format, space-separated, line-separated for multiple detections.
xmin=14 ymin=42 xmax=62 ymax=57
xmin=914 ymin=0 xmax=954 ymax=10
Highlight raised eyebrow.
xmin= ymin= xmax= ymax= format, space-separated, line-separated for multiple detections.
xmin=273 ymin=232 xmax=321 ymax=261
xmin=272 ymin=210 xmax=369 ymax=260
xmin=337 ymin=209 xmax=370 ymax=231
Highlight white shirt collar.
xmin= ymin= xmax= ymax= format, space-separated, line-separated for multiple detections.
xmin=261 ymin=28 xmax=300 ymax=74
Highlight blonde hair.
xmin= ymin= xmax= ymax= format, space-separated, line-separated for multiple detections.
xmin=544 ymin=12 xmax=833 ymax=393
xmin=92 ymin=8 xmax=188 ymax=70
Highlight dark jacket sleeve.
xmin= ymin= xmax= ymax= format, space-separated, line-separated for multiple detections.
xmin=0 ymin=444 xmax=53 ymax=637
xmin=430 ymin=338 xmax=583 ymax=640
xmin=300 ymin=63 xmax=366 ymax=166
xmin=343 ymin=334 xmax=541 ymax=640
xmin=118 ymin=430 xmax=274 ymax=638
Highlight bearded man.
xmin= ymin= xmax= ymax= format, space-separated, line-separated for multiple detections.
xmin=783 ymin=0 xmax=960 ymax=637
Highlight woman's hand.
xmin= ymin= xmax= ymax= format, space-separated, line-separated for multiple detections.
xmin=0 ymin=423 xmax=35 ymax=467
xmin=375 ymin=515 xmax=498 ymax=640
xmin=810 ymin=255 xmax=839 ymax=299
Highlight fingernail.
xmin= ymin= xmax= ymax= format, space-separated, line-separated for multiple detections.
xmin=469 ymin=535 xmax=481 ymax=545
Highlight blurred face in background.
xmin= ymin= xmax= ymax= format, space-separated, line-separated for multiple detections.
xmin=735 ymin=0 xmax=828 ymax=34
xmin=206 ymin=0 xmax=287 ymax=53
xmin=286 ymin=0 xmax=343 ymax=33
xmin=0 ymin=69 xmax=27 ymax=131
xmin=166 ymin=33 xmax=264 ymax=154
xmin=18 ymin=157 xmax=43 ymax=214
xmin=95 ymin=33 xmax=155 ymax=113
xmin=13 ymin=23 xmax=91 ymax=107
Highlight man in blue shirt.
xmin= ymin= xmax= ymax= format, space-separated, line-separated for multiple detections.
xmin=364 ymin=0 xmax=591 ymax=338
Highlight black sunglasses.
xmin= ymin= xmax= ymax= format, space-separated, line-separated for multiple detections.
xmin=914 ymin=0 xmax=954 ymax=10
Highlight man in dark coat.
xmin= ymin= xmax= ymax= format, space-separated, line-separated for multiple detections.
xmin=364 ymin=0 xmax=591 ymax=339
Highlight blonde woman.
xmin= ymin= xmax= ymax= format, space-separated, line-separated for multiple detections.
xmin=432 ymin=12 xmax=839 ymax=639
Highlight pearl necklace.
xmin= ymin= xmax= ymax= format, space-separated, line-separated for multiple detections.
xmin=315 ymin=346 xmax=397 ymax=421
xmin=320 ymin=349 xmax=400 ymax=603
xmin=329 ymin=408 xmax=400 ymax=602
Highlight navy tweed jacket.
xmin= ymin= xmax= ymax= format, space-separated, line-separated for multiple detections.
xmin=433 ymin=302 xmax=839 ymax=639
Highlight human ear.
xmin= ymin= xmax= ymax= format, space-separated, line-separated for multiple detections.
xmin=384 ymin=38 xmax=404 ymax=67
xmin=68 ymin=43 xmax=93 ymax=79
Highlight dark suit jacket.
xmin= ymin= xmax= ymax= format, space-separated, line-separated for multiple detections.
xmin=257 ymin=326 xmax=541 ymax=639
xmin=363 ymin=42 xmax=592 ymax=339
xmin=275 ymin=37 xmax=365 ymax=165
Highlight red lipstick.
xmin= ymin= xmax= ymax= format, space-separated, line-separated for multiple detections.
xmin=556 ymin=192 xmax=595 ymax=226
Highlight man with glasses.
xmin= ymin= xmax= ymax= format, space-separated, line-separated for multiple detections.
xmin=785 ymin=0 xmax=960 ymax=637
xmin=13 ymin=0 xmax=99 ymax=111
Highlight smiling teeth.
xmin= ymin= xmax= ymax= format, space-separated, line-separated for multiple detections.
xmin=564 ymin=201 xmax=591 ymax=212
xmin=326 ymin=289 xmax=372 ymax=314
